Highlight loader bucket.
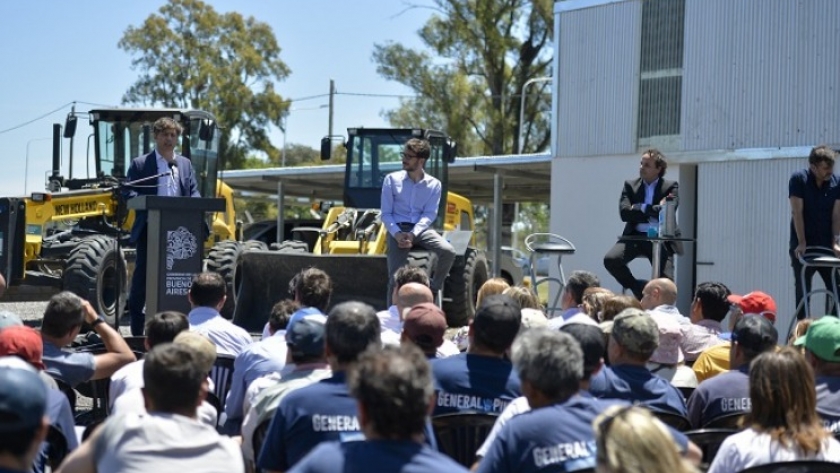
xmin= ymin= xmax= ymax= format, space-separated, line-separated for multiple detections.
xmin=232 ymin=250 xmax=390 ymax=333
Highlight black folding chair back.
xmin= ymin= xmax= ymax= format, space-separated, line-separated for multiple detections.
xmin=702 ymin=412 xmax=745 ymax=429
xmin=46 ymin=425 xmax=69 ymax=470
xmin=739 ymin=460 xmax=840 ymax=473
xmin=684 ymin=428 xmax=738 ymax=470
xmin=679 ymin=386 xmax=695 ymax=402
xmin=431 ymin=411 xmax=498 ymax=467
xmin=252 ymin=418 xmax=272 ymax=465
xmin=54 ymin=378 xmax=77 ymax=414
xmin=209 ymin=354 xmax=236 ymax=407
xmin=651 ymin=410 xmax=692 ymax=431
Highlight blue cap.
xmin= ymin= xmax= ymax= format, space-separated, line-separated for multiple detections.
xmin=0 ymin=364 xmax=47 ymax=433
xmin=286 ymin=314 xmax=327 ymax=358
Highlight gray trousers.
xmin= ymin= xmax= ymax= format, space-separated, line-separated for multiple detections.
xmin=387 ymin=228 xmax=457 ymax=301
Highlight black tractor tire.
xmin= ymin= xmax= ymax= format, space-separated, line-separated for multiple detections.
xmin=443 ymin=249 xmax=489 ymax=327
xmin=63 ymin=236 xmax=127 ymax=327
xmin=205 ymin=240 xmax=243 ymax=319
xmin=271 ymin=240 xmax=310 ymax=253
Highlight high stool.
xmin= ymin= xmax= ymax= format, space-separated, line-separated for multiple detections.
xmin=524 ymin=233 xmax=576 ymax=318
xmin=795 ymin=248 xmax=840 ymax=319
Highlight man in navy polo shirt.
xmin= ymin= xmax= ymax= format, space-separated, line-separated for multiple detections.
xmin=257 ymin=301 xmax=381 ymax=473
xmin=686 ymin=315 xmax=777 ymax=428
xmin=589 ymin=308 xmax=687 ymax=416
xmin=795 ymin=315 xmax=840 ymax=433
xmin=289 ymin=344 xmax=468 ymax=473
xmin=431 ymin=294 xmax=522 ymax=416
xmin=789 ymin=145 xmax=840 ymax=319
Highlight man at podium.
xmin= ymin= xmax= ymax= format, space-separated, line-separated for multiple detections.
xmin=126 ymin=117 xmax=201 ymax=335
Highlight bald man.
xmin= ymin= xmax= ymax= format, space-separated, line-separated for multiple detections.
xmin=380 ymin=282 xmax=459 ymax=357
xmin=640 ymin=278 xmax=689 ymax=325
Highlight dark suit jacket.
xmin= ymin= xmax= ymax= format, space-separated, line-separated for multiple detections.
xmin=125 ymin=151 xmax=201 ymax=242
xmin=618 ymin=177 xmax=682 ymax=254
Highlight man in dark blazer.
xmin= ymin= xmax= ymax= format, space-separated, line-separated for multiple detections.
xmin=125 ymin=117 xmax=200 ymax=335
xmin=604 ymin=149 xmax=679 ymax=299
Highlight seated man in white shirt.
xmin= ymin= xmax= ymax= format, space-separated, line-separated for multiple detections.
xmin=110 ymin=313 xmax=218 ymax=427
xmin=640 ymin=278 xmax=690 ymax=325
xmin=377 ymin=265 xmax=430 ymax=333
xmin=188 ymin=272 xmax=253 ymax=356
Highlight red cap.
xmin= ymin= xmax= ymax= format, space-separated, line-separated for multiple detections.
xmin=0 ymin=326 xmax=45 ymax=370
xmin=728 ymin=291 xmax=777 ymax=323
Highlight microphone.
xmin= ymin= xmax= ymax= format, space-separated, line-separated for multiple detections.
xmin=168 ymin=161 xmax=178 ymax=188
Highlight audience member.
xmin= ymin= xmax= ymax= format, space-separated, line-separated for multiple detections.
xmin=581 ymin=287 xmax=613 ymax=322
xmin=431 ymin=295 xmax=521 ymax=416
xmin=589 ymin=308 xmax=687 ymax=416
xmin=687 ymin=315 xmax=777 ymax=428
xmin=692 ymin=290 xmax=777 ymax=382
xmin=707 ymin=348 xmax=840 ymax=472
xmin=646 ymin=318 xmax=697 ymax=390
xmin=599 ymin=294 xmax=642 ymax=323
xmin=289 ymin=344 xmax=468 ymax=473
xmin=790 ymin=318 xmax=814 ymax=348
xmin=58 ymin=343 xmax=244 ymax=473
xmin=641 ymin=278 xmax=689 ymax=325
xmin=0 ymin=363 xmax=49 ymax=473
xmin=40 ymin=291 xmax=134 ymax=387
xmin=188 ymin=272 xmax=252 ymax=356
xmin=502 ymin=285 xmax=543 ymax=311
xmin=257 ymin=301 xmax=381 ymax=472
xmin=476 ymin=277 xmax=510 ymax=308
xmin=0 ymin=326 xmax=77 ymax=473
xmin=241 ymin=313 xmax=331 ymax=464
xmin=401 ymin=303 xmax=447 ymax=358
xmin=222 ymin=299 xmax=300 ymax=435
xmin=377 ymin=265 xmax=430 ymax=333
xmin=594 ymin=406 xmax=698 ymax=473
xmin=795 ymin=316 xmax=840 ymax=432
xmin=547 ymin=270 xmax=601 ymax=328
xmin=381 ymin=282 xmax=459 ymax=356
xmin=108 ymin=312 xmax=217 ymax=427
xmin=474 ymin=323 xmax=606 ymax=465
xmin=284 ymin=268 xmax=333 ymax=331
xmin=681 ymin=282 xmax=730 ymax=362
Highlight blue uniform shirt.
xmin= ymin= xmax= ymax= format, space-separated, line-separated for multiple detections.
xmin=257 ymin=371 xmax=362 ymax=471
xmin=588 ymin=364 xmax=687 ymax=416
xmin=431 ymin=353 xmax=521 ymax=415
xmin=686 ymin=366 xmax=750 ymax=428
xmin=789 ymin=168 xmax=840 ymax=250
xmin=289 ymin=439 xmax=468 ymax=473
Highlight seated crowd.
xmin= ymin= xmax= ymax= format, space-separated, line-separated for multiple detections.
xmin=3 ymin=264 xmax=840 ymax=473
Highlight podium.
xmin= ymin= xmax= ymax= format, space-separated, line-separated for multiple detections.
xmin=128 ymin=196 xmax=225 ymax=318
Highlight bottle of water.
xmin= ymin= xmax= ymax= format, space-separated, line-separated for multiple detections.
xmin=660 ymin=195 xmax=676 ymax=237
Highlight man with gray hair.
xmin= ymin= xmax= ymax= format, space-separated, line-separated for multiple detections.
xmin=477 ymin=329 xmax=626 ymax=472
xmin=40 ymin=291 xmax=134 ymax=387
xmin=588 ymin=308 xmax=687 ymax=416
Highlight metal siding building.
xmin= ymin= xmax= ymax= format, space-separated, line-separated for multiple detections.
xmin=551 ymin=0 xmax=840 ymax=335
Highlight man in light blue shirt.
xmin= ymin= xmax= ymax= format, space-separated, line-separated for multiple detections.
xmin=187 ymin=272 xmax=253 ymax=357
xmin=381 ymin=138 xmax=456 ymax=301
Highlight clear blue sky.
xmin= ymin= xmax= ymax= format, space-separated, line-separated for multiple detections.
xmin=0 ymin=1 xmax=431 ymax=195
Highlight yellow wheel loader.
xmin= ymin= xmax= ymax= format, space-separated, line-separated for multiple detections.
xmin=232 ymin=128 xmax=493 ymax=331
xmin=0 ymin=108 xmax=237 ymax=326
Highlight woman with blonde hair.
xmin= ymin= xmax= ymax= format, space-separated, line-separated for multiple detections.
xmin=502 ymin=285 xmax=543 ymax=311
xmin=582 ymin=287 xmax=614 ymax=322
xmin=594 ymin=405 xmax=697 ymax=473
xmin=476 ymin=277 xmax=510 ymax=308
xmin=707 ymin=348 xmax=840 ymax=472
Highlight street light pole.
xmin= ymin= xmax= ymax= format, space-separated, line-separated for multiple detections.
xmin=25 ymin=137 xmax=51 ymax=194
xmin=518 ymin=76 xmax=552 ymax=154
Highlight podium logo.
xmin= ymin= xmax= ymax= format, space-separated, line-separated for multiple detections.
xmin=166 ymin=226 xmax=198 ymax=270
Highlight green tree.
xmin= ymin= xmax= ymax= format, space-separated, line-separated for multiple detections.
xmin=373 ymin=0 xmax=553 ymax=156
xmin=118 ymin=0 xmax=290 ymax=169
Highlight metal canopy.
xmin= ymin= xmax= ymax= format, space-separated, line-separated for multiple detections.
xmin=219 ymin=153 xmax=552 ymax=204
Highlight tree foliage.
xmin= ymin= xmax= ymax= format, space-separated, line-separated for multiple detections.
xmin=118 ymin=0 xmax=290 ymax=169
xmin=374 ymin=0 xmax=553 ymax=156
